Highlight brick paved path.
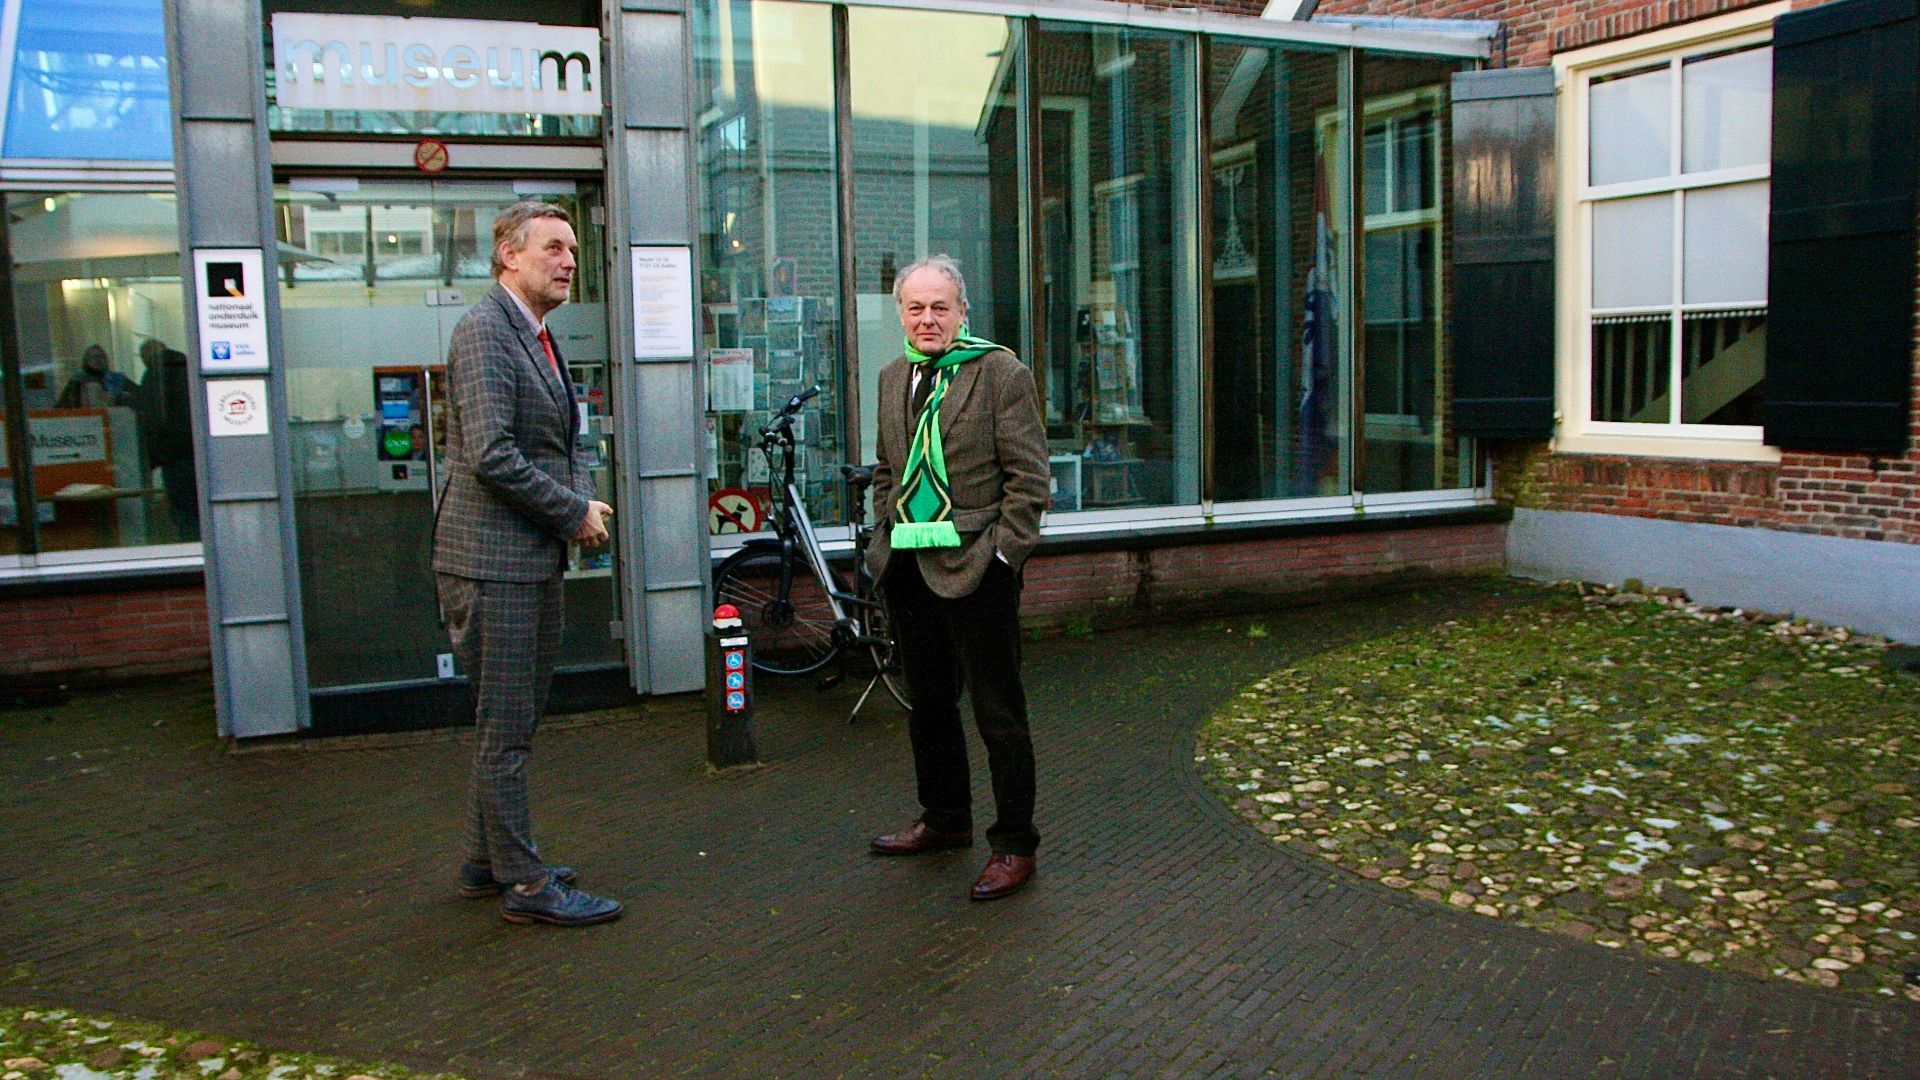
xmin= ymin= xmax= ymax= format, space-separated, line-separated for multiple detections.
xmin=3 ymin=582 xmax=1916 ymax=1078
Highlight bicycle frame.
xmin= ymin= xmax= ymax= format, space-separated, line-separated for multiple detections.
xmin=757 ymin=409 xmax=885 ymax=649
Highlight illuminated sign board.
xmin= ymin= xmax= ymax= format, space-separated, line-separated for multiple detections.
xmin=272 ymin=13 xmax=601 ymax=116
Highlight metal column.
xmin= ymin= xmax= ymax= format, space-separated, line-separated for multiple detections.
xmin=605 ymin=0 xmax=707 ymax=694
xmin=164 ymin=0 xmax=309 ymax=736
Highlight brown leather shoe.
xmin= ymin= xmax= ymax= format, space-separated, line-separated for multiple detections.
xmin=870 ymin=820 xmax=973 ymax=855
xmin=970 ymin=853 xmax=1036 ymax=900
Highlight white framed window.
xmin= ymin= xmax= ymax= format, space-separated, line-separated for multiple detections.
xmin=1553 ymin=3 xmax=1788 ymax=462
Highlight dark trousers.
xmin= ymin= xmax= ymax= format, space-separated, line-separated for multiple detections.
xmin=436 ymin=573 xmax=565 ymax=884
xmin=885 ymin=555 xmax=1039 ymax=857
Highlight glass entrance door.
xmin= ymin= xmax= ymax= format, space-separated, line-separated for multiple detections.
xmin=275 ymin=178 xmax=621 ymax=718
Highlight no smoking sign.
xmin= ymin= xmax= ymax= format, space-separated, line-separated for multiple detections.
xmin=414 ymin=138 xmax=449 ymax=173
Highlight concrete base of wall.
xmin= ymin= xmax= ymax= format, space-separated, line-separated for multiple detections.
xmin=1508 ymin=508 xmax=1920 ymax=643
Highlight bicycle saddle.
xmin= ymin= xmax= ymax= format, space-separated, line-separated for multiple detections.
xmin=840 ymin=463 xmax=876 ymax=489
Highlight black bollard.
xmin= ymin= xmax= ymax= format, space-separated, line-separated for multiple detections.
xmin=706 ymin=604 xmax=759 ymax=769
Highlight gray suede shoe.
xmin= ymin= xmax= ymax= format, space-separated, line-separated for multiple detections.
xmin=500 ymin=877 xmax=623 ymax=927
xmin=458 ymin=862 xmax=576 ymax=899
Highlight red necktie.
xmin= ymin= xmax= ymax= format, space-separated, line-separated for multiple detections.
xmin=538 ymin=326 xmax=559 ymax=374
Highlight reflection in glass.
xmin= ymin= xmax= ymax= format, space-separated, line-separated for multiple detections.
xmin=1360 ymin=55 xmax=1466 ymax=493
xmin=276 ymin=181 xmax=618 ymax=688
xmin=1589 ymin=64 xmax=1670 ymax=186
xmin=1035 ymin=23 xmax=1198 ymax=510
xmin=694 ymin=0 xmax=847 ymax=533
xmin=2 ymin=193 xmax=190 ymax=555
xmin=6 ymin=0 xmax=172 ymax=160
xmin=1207 ymin=42 xmax=1346 ymax=502
xmin=1683 ymin=181 xmax=1769 ymax=304
xmin=848 ymin=9 xmax=1023 ymax=472
xmin=1681 ymin=46 xmax=1771 ymax=174
xmin=1591 ymin=194 xmax=1673 ymax=309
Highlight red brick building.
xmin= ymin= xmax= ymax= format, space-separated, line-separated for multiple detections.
xmin=1310 ymin=0 xmax=1920 ymax=638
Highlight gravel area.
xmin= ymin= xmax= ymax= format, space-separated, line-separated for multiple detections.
xmin=0 ymin=1006 xmax=461 ymax=1080
xmin=1197 ymin=581 xmax=1920 ymax=1001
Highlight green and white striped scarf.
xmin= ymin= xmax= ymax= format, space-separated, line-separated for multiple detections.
xmin=891 ymin=329 xmax=1004 ymax=549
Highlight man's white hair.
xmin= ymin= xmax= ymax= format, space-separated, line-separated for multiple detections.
xmin=892 ymin=254 xmax=969 ymax=309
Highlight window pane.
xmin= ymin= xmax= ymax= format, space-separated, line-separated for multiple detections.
xmin=1036 ymin=24 xmax=1199 ymax=510
xmin=1680 ymin=312 xmax=1765 ymax=424
xmin=1682 ymin=46 xmax=1771 ymax=174
xmin=4 ymin=192 xmax=192 ymax=554
xmin=1395 ymin=114 xmax=1436 ymax=212
xmin=1361 ymin=54 xmax=1461 ymax=494
xmin=1592 ymin=194 xmax=1673 ymax=309
xmin=694 ymin=0 xmax=847 ymax=532
xmin=1590 ymin=314 xmax=1672 ymax=423
xmin=1363 ymin=123 xmax=1389 ymax=217
xmin=1206 ymin=41 xmax=1346 ymax=502
xmin=278 ymin=181 xmax=618 ymax=687
xmin=6 ymin=0 xmax=172 ymax=160
xmin=848 ymin=9 xmax=1022 ymax=475
xmin=1683 ymin=181 xmax=1769 ymax=305
xmin=1589 ymin=64 xmax=1671 ymax=186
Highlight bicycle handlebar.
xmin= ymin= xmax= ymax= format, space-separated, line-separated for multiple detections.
xmin=759 ymin=384 xmax=823 ymax=444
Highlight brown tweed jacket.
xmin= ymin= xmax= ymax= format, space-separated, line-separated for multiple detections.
xmin=867 ymin=348 xmax=1051 ymax=599
xmin=431 ymin=282 xmax=593 ymax=583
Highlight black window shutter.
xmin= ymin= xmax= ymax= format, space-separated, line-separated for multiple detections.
xmin=1764 ymin=0 xmax=1919 ymax=453
xmin=1450 ymin=68 xmax=1557 ymax=439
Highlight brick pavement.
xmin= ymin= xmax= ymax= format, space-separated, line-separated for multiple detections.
xmin=2 ymin=580 xmax=1916 ymax=1078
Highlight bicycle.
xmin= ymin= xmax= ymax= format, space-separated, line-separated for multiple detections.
xmin=711 ymin=385 xmax=910 ymax=722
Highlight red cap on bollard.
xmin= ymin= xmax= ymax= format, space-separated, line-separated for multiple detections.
xmin=713 ymin=604 xmax=741 ymax=623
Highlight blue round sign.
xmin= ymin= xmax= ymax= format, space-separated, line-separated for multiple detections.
xmin=726 ymin=690 xmax=745 ymax=710
xmin=725 ymin=671 xmax=744 ymax=690
xmin=724 ymin=650 xmax=744 ymax=671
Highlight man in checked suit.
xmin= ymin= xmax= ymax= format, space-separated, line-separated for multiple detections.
xmin=432 ymin=201 xmax=620 ymax=926
xmin=867 ymin=255 xmax=1051 ymax=900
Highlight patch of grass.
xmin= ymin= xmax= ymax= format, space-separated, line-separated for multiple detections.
xmin=1197 ymin=582 xmax=1920 ymax=1000
xmin=0 ymin=1005 xmax=463 ymax=1080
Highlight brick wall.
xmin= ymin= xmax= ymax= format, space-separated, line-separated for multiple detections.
xmin=1021 ymin=521 xmax=1507 ymax=631
xmin=1321 ymin=0 xmax=1920 ymax=549
xmin=1310 ymin=0 xmax=1779 ymax=66
xmin=0 ymin=583 xmax=210 ymax=685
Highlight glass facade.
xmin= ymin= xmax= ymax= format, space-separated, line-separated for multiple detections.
xmin=5 ymin=0 xmax=172 ymax=161
xmin=694 ymin=1 xmax=848 ymax=533
xmin=847 ymin=7 xmax=1024 ymax=473
xmin=1360 ymin=54 xmax=1471 ymax=493
xmin=1035 ymin=23 xmax=1200 ymax=511
xmin=0 ymin=0 xmax=185 ymax=567
xmin=274 ymin=180 xmax=620 ymax=689
xmin=1207 ymin=40 xmax=1347 ymax=503
xmin=1 ymin=192 xmax=191 ymax=555
xmin=691 ymin=1 xmax=1476 ymax=539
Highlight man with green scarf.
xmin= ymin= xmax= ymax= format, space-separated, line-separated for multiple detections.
xmin=866 ymin=255 xmax=1052 ymax=901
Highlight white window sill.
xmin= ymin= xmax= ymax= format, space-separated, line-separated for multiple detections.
xmin=1551 ymin=430 xmax=1782 ymax=464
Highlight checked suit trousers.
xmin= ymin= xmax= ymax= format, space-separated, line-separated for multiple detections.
xmin=436 ymin=572 xmax=565 ymax=885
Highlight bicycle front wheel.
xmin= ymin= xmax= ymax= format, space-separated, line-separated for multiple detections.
xmin=713 ymin=546 xmax=840 ymax=676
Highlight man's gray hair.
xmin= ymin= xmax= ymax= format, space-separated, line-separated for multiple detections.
xmin=892 ymin=254 xmax=968 ymax=309
xmin=491 ymin=200 xmax=573 ymax=277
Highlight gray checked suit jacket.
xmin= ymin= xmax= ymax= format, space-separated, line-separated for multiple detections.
xmin=866 ymin=348 xmax=1051 ymax=599
xmin=431 ymin=282 xmax=593 ymax=583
